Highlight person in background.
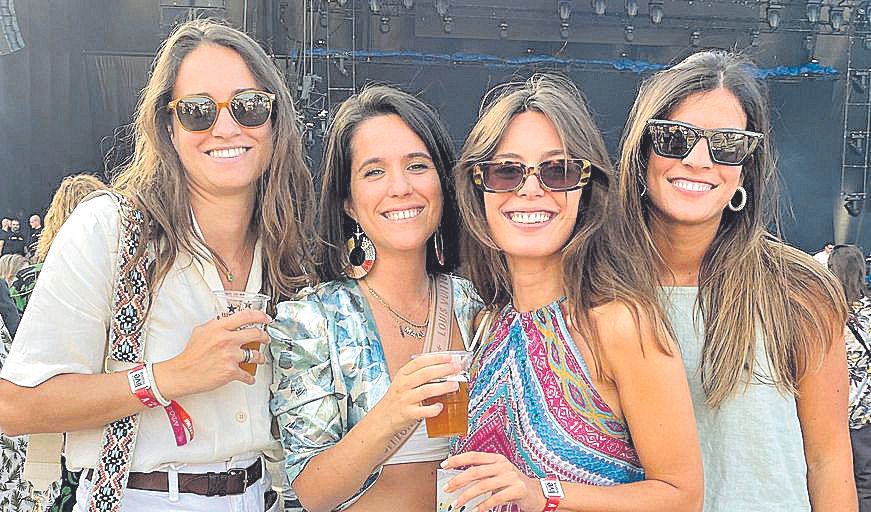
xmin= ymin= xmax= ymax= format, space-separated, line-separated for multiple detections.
xmin=615 ymin=49 xmax=854 ymax=510
xmin=9 ymin=174 xmax=106 ymax=314
xmin=28 ymin=213 xmax=43 ymax=258
xmin=814 ymin=242 xmax=835 ymax=266
xmin=0 ymin=217 xmax=10 ymax=255
xmin=829 ymin=244 xmax=871 ymax=512
xmin=2 ymin=219 xmax=27 ymax=256
xmin=0 ymin=253 xmax=27 ymax=336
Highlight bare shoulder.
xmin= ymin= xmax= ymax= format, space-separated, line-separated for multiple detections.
xmin=589 ymin=300 xmax=675 ymax=359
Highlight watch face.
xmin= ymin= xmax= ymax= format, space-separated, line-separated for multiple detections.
xmin=540 ymin=478 xmax=564 ymax=498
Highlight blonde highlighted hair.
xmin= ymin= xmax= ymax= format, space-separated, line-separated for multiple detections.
xmin=111 ymin=19 xmax=316 ymax=301
xmin=36 ymin=173 xmax=107 ymax=262
xmin=616 ymin=50 xmax=847 ymax=406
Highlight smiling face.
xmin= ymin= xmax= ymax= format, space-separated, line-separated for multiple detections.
xmin=170 ymin=44 xmax=273 ymax=198
xmin=483 ymin=110 xmax=581 ymax=264
xmin=344 ymin=114 xmax=443 ymax=261
xmin=646 ymin=87 xmax=747 ymax=230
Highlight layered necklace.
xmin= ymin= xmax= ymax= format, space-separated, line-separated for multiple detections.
xmin=363 ymin=277 xmax=431 ymax=339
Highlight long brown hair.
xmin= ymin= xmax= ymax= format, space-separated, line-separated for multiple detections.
xmin=317 ymin=85 xmax=460 ymax=281
xmin=455 ymin=73 xmax=673 ymax=363
xmin=36 ymin=173 xmax=107 ymax=262
xmin=616 ymin=50 xmax=847 ymax=406
xmin=112 ymin=19 xmax=316 ymax=301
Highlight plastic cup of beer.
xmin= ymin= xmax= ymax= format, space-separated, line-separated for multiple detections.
xmin=415 ymin=350 xmax=472 ymax=438
xmin=213 ymin=290 xmax=270 ymax=376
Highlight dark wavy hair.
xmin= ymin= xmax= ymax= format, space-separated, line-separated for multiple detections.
xmin=317 ymin=85 xmax=460 ymax=280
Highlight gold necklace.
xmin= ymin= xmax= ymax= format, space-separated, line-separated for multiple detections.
xmin=364 ymin=278 xmax=430 ymax=339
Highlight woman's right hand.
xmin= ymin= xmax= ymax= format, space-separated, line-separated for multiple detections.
xmin=153 ymin=309 xmax=272 ymax=399
xmin=376 ymin=353 xmax=463 ymax=433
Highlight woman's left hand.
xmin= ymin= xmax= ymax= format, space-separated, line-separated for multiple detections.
xmin=441 ymin=452 xmax=546 ymax=512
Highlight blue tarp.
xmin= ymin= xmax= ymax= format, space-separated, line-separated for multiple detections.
xmin=289 ymin=48 xmax=840 ymax=78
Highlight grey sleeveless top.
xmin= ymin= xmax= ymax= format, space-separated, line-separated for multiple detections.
xmin=662 ymin=287 xmax=810 ymax=512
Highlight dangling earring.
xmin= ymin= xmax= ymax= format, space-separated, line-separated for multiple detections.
xmin=638 ymin=177 xmax=648 ymax=198
xmin=345 ymin=223 xmax=376 ymax=279
xmin=433 ymin=227 xmax=445 ymax=267
xmin=728 ymin=186 xmax=747 ymax=212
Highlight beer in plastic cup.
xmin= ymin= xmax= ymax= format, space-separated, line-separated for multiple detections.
xmin=213 ymin=290 xmax=270 ymax=376
xmin=415 ymin=350 xmax=472 ymax=438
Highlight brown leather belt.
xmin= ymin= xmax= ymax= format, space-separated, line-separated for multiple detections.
xmin=84 ymin=458 xmax=262 ymax=497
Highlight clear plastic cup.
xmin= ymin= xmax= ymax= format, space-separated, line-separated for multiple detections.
xmin=213 ymin=290 xmax=270 ymax=375
xmin=413 ymin=350 xmax=472 ymax=438
xmin=437 ymin=468 xmax=490 ymax=511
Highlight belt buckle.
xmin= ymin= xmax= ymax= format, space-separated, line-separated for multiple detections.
xmin=227 ymin=467 xmax=249 ymax=494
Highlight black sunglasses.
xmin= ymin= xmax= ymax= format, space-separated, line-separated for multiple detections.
xmin=646 ymin=119 xmax=763 ymax=166
xmin=167 ymin=90 xmax=275 ymax=133
xmin=472 ymin=158 xmax=593 ymax=193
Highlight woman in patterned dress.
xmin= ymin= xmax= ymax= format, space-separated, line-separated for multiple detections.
xmin=442 ymin=74 xmax=703 ymax=511
xmin=0 ymin=306 xmax=60 ymax=512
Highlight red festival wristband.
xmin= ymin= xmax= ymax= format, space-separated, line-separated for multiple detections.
xmin=126 ymin=364 xmax=195 ymax=446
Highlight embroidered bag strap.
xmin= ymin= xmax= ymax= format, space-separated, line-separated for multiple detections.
xmin=87 ymin=192 xmax=153 ymax=512
xmin=423 ymin=274 xmax=453 ymax=353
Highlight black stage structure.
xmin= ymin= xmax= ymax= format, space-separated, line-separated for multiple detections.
xmin=0 ymin=0 xmax=867 ymax=252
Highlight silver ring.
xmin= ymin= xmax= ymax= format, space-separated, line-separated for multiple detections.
xmin=241 ymin=348 xmax=253 ymax=364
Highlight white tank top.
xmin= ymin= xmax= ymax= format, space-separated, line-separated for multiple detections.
xmin=383 ymin=422 xmax=450 ymax=465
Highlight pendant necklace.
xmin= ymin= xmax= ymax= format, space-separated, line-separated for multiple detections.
xmin=364 ymin=278 xmax=431 ymax=339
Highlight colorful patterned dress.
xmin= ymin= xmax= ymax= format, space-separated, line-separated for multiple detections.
xmin=452 ymin=298 xmax=643 ymax=506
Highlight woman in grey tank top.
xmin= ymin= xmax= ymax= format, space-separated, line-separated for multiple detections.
xmin=612 ymin=50 xmax=856 ymax=511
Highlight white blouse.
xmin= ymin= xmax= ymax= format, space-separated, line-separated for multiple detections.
xmin=0 ymin=194 xmax=281 ymax=472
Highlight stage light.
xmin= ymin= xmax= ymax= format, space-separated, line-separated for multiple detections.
xmin=560 ymin=21 xmax=570 ymax=39
xmin=435 ymin=0 xmax=450 ymax=17
xmin=592 ymin=0 xmax=606 ymax=16
xmin=337 ymin=0 xmax=348 ymax=6
xmin=648 ymin=1 xmax=664 ymax=25
xmin=805 ymin=0 xmax=821 ymax=23
xmin=558 ymin=0 xmax=573 ymax=21
xmin=690 ymin=30 xmax=701 ymax=47
xmin=845 ymin=193 xmax=867 ymax=218
xmin=849 ymin=132 xmax=867 ymax=154
xmin=750 ymin=29 xmax=760 ymax=46
xmin=369 ymin=0 xmax=381 ymax=14
xmin=499 ymin=21 xmax=509 ymax=39
xmin=443 ymin=16 xmax=453 ymax=33
xmin=767 ymin=3 xmax=782 ymax=29
xmin=379 ymin=16 xmax=390 ymax=33
xmin=831 ymin=8 xmax=845 ymax=31
xmin=403 ymin=0 xmax=413 ymax=8
xmin=624 ymin=24 xmax=635 ymax=42
xmin=626 ymin=0 xmax=638 ymax=17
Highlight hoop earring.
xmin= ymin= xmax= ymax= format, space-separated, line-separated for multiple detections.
xmin=728 ymin=186 xmax=747 ymax=212
xmin=345 ymin=223 xmax=376 ymax=279
xmin=639 ymin=181 xmax=648 ymax=198
xmin=433 ymin=228 xmax=445 ymax=267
